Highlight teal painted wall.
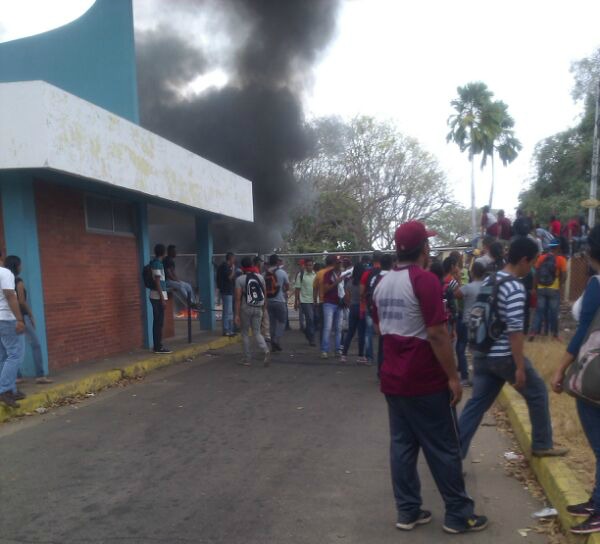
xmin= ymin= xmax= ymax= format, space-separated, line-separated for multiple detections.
xmin=0 ymin=0 xmax=139 ymax=123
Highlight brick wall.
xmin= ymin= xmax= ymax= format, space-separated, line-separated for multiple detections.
xmin=35 ymin=182 xmax=144 ymax=369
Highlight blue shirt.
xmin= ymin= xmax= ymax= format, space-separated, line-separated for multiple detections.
xmin=568 ymin=276 xmax=600 ymax=356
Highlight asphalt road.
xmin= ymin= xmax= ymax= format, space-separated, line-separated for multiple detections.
xmin=0 ymin=334 xmax=547 ymax=544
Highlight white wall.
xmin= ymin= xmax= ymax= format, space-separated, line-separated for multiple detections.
xmin=0 ymin=81 xmax=254 ymax=222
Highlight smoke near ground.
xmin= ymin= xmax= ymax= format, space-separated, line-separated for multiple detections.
xmin=135 ymin=0 xmax=341 ymax=252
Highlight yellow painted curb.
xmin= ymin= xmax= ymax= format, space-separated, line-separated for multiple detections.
xmin=0 ymin=335 xmax=240 ymax=423
xmin=498 ymin=385 xmax=600 ymax=543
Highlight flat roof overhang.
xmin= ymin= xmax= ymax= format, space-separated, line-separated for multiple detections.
xmin=0 ymin=80 xmax=254 ymax=222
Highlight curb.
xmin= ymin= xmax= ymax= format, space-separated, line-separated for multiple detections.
xmin=498 ymin=385 xmax=600 ymax=543
xmin=0 ymin=335 xmax=240 ymax=423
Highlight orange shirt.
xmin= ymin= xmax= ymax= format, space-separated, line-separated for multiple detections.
xmin=536 ymin=253 xmax=567 ymax=290
xmin=313 ymin=266 xmax=333 ymax=302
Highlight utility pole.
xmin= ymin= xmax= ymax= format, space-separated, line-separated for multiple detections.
xmin=589 ymin=78 xmax=600 ymax=228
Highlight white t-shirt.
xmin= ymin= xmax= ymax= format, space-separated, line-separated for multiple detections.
xmin=0 ymin=267 xmax=16 ymax=321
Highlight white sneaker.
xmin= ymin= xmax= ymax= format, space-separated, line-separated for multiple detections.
xmin=320 ymin=352 xmax=328 ymax=359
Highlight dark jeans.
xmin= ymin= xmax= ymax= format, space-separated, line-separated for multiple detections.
xmin=459 ymin=355 xmax=553 ymax=457
xmin=577 ymin=399 xmax=600 ymax=511
xmin=299 ymin=303 xmax=315 ymax=344
xmin=342 ymin=304 xmax=365 ymax=356
xmin=150 ymin=299 xmax=165 ymax=351
xmin=532 ymin=288 xmax=560 ymax=336
xmin=455 ymin=320 xmax=469 ymax=380
xmin=377 ymin=335 xmax=384 ymax=376
xmin=386 ymin=390 xmax=474 ymax=529
xmin=315 ymin=303 xmax=323 ymax=346
xmin=268 ymin=300 xmax=287 ymax=343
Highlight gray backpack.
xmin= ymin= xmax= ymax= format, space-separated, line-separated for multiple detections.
xmin=564 ymin=280 xmax=600 ymax=405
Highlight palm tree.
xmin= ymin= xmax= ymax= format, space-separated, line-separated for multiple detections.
xmin=480 ymin=100 xmax=522 ymax=208
xmin=447 ymin=82 xmax=495 ymax=238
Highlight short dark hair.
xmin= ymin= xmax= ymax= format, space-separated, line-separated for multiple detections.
xmin=313 ymin=262 xmax=323 ymax=272
xmin=482 ymin=205 xmax=490 ymax=213
xmin=269 ymin=254 xmax=279 ymax=266
xmin=429 ymin=260 xmax=444 ymax=282
xmin=372 ymin=250 xmax=383 ymax=263
xmin=304 ymin=257 xmax=313 ymax=265
xmin=226 ymin=252 xmax=235 ymax=260
xmin=489 ymin=242 xmax=504 ymax=260
xmin=588 ymin=225 xmax=600 ymax=263
xmin=471 ymin=261 xmax=486 ymax=279
xmin=443 ymin=256 xmax=458 ymax=275
xmin=252 ymin=256 xmax=263 ymax=266
xmin=507 ymin=237 xmax=538 ymax=265
xmin=154 ymin=244 xmax=166 ymax=257
xmin=241 ymin=256 xmax=252 ymax=268
xmin=324 ymin=254 xmax=336 ymax=266
xmin=482 ymin=235 xmax=495 ymax=249
xmin=4 ymin=255 xmax=21 ymax=276
xmin=380 ymin=254 xmax=393 ymax=271
xmin=167 ymin=244 xmax=176 ymax=252
xmin=397 ymin=239 xmax=427 ymax=262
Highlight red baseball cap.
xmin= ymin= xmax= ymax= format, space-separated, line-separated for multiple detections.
xmin=395 ymin=221 xmax=436 ymax=252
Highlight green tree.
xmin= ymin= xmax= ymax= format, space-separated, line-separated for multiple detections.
xmin=447 ymin=82 xmax=496 ymax=238
xmin=519 ymin=48 xmax=599 ymax=223
xmin=480 ymin=100 xmax=522 ymax=208
xmin=288 ymin=116 xmax=453 ymax=250
xmin=428 ymin=206 xmax=472 ymax=246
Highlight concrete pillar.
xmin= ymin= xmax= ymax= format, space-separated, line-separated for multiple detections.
xmin=0 ymin=175 xmax=49 ymax=376
xmin=136 ymin=201 xmax=152 ymax=348
xmin=195 ymin=215 xmax=215 ymax=331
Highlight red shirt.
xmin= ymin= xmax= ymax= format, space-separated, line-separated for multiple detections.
xmin=567 ymin=219 xmax=580 ymax=237
xmin=499 ymin=217 xmax=512 ymax=240
xmin=322 ymin=269 xmax=341 ymax=305
xmin=550 ymin=220 xmax=562 ymax=237
xmin=373 ymin=265 xmax=449 ymax=396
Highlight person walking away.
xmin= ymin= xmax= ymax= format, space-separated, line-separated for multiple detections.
xmin=373 ymin=221 xmax=488 ymax=534
xmin=149 ymin=244 xmax=172 ymax=354
xmin=474 ymin=236 xmax=495 ymax=269
xmin=529 ymin=238 xmax=567 ymax=341
xmin=458 ymin=237 xmax=568 ymax=459
xmin=294 ymin=258 xmax=316 ymax=346
xmin=361 ymin=251 xmax=383 ymax=365
xmin=265 ymin=254 xmax=289 ymax=352
xmin=457 ymin=262 xmax=486 ymax=385
xmin=442 ymin=256 xmax=462 ymax=340
xmin=296 ymin=259 xmax=306 ymax=332
xmin=535 ymin=224 xmax=555 ymax=252
xmin=163 ymin=245 xmax=197 ymax=308
xmin=216 ymin=252 xmax=236 ymax=337
xmin=480 ymin=205 xmax=498 ymax=238
xmin=513 ymin=209 xmax=533 ymax=239
xmin=551 ymin=224 xmax=600 ymax=534
xmin=234 ymin=257 xmax=270 ymax=367
xmin=254 ymin=256 xmax=270 ymax=345
xmin=320 ymin=257 xmax=344 ymax=359
xmin=549 ymin=215 xmax=562 ymax=238
xmin=341 ymin=263 xmax=366 ymax=363
xmin=4 ymin=256 xmax=52 ymax=384
xmin=313 ymin=256 xmax=335 ymax=348
xmin=497 ymin=210 xmax=512 ymax=242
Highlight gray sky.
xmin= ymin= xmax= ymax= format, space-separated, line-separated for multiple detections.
xmin=2 ymin=0 xmax=599 ymax=217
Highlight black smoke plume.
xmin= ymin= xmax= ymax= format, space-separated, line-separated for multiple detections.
xmin=136 ymin=0 xmax=341 ymax=252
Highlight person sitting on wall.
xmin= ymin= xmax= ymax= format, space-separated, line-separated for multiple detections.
xmin=163 ymin=245 xmax=198 ymax=309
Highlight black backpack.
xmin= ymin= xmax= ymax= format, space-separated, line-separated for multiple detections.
xmin=245 ymin=273 xmax=265 ymax=306
xmin=365 ymin=268 xmax=382 ymax=314
xmin=537 ymin=253 xmax=557 ymax=287
xmin=142 ymin=263 xmax=156 ymax=290
xmin=467 ymin=274 xmax=513 ymax=353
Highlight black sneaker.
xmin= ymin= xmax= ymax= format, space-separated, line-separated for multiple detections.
xmin=153 ymin=347 xmax=173 ymax=354
xmin=13 ymin=390 xmax=26 ymax=401
xmin=568 ymin=500 xmax=595 ymax=518
xmin=0 ymin=392 xmax=20 ymax=408
xmin=271 ymin=341 xmax=283 ymax=352
xmin=443 ymin=515 xmax=488 ymax=534
xmin=396 ymin=510 xmax=432 ymax=530
xmin=571 ymin=514 xmax=600 ymax=534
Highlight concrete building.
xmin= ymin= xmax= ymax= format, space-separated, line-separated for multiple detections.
xmin=0 ymin=0 xmax=253 ymax=374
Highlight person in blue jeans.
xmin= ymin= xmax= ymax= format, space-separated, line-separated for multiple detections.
xmin=217 ymin=252 xmax=236 ymax=337
xmin=459 ymin=237 xmax=568 ymax=459
xmin=341 ymin=263 xmax=366 ymax=363
xmin=4 ymin=255 xmax=52 ymax=384
xmin=0 ymin=255 xmax=26 ymax=409
xmin=551 ymin=224 xmax=600 ymax=535
xmin=320 ymin=257 xmax=344 ymax=359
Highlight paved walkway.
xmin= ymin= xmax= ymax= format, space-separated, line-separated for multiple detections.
xmin=0 ymin=333 xmax=547 ymax=543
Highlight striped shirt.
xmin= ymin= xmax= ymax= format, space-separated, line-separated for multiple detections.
xmin=486 ymin=271 xmax=526 ymax=357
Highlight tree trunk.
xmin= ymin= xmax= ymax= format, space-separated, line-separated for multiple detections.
xmin=471 ymin=158 xmax=477 ymax=240
xmin=489 ymin=152 xmax=495 ymax=209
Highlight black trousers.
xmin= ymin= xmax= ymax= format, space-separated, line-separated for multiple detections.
xmin=150 ymin=299 xmax=165 ymax=351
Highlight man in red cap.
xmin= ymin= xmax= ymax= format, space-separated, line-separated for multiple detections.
xmin=372 ymin=220 xmax=488 ymax=534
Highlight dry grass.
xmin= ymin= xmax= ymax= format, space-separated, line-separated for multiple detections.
xmin=526 ymin=339 xmax=595 ymax=492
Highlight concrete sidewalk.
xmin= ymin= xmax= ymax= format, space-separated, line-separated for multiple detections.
xmin=1 ymin=328 xmax=240 ymax=422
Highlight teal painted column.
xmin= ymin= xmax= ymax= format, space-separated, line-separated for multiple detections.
xmin=136 ymin=202 xmax=152 ymax=348
xmin=0 ymin=175 xmax=49 ymax=377
xmin=195 ymin=215 xmax=215 ymax=331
